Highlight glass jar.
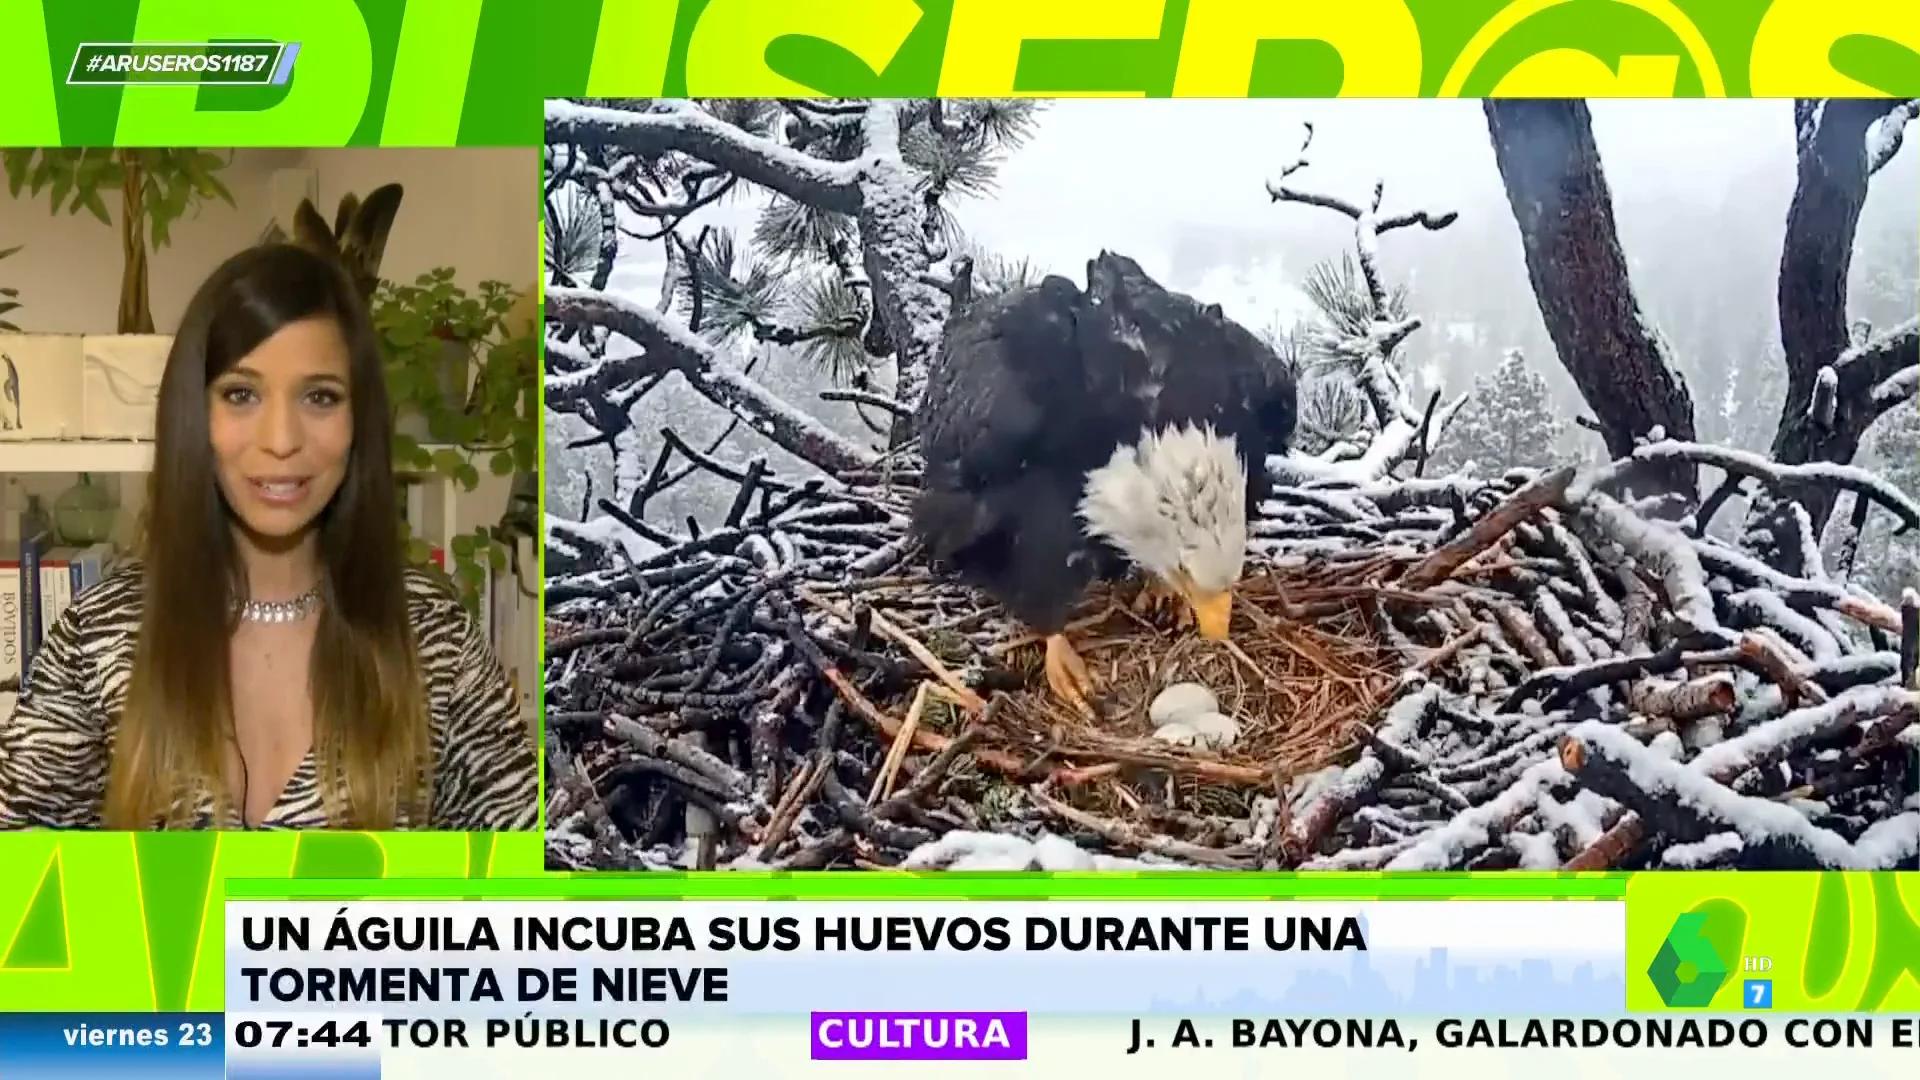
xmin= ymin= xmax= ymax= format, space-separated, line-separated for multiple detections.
xmin=53 ymin=472 xmax=117 ymax=546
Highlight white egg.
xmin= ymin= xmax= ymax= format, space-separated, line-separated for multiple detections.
xmin=1152 ymin=721 xmax=1204 ymax=748
xmin=1184 ymin=711 xmax=1241 ymax=751
xmin=1149 ymin=682 xmax=1218 ymax=725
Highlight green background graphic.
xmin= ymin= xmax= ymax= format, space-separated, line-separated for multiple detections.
xmin=536 ymin=0 xmax=1920 ymax=99
xmin=0 ymin=833 xmax=542 ymax=1011
xmin=2 ymin=0 xmax=1920 ymax=1021
xmin=0 ymin=0 xmax=535 ymax=145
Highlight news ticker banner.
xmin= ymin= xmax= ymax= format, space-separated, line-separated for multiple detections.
xmin=541 ymin=0 xmax=1920 ymax=98
xmin=13 ymin=895 xmax=1920 ymax=1079
xmin=6 ymin=866 xmax=1920 ymax=1016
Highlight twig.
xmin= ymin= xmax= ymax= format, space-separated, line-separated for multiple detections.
xmin=795 ymin=586 xmax=988 ymax=711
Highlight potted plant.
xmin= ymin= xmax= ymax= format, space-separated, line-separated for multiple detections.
xmin=277 ymin=183 xmax=535 ymax=614
xmin=373 ymin=269 xmax=539 ymax=612
xmin=1 ymin=149 xmax=235 ymax=333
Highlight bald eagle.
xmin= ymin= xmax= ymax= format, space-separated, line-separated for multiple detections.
xmin=912 ymin=251 xmax=1298 ymax=717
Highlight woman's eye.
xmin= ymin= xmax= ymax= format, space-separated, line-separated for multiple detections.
xmin=220 ymin=386 xmax=257 ymax=406
xmin=307 ymin=388 xmax=344 ymax=407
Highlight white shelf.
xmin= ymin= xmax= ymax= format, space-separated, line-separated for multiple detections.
xmin=0 ymin=439 xmax=453 ymax=475
xmin=0 ymin=439 xmax=154 ymax=473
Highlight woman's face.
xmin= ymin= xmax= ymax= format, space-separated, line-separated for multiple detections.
xmin=208 ymin=316 xmax=354 ymax=542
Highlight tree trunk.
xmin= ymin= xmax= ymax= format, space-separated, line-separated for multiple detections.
xmin=117 ymin=151 xmax=153 ymax=335
xmin=1764 ymin=101 xmax=1898 ymax=528
xmin=1483 ymin=99 xmax=1698 ymax=499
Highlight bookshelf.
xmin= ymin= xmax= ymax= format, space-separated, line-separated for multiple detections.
xmin=0 ymin=438 xmax=453 ymax=478
xmin=0 ymin=437 xmax=462 ymax=550
xmin=0 ymin=438 xmax=536 ymax=726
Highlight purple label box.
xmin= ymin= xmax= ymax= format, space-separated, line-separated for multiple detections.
xmin=811 ymin=1011 xmax=1029 ymax=1061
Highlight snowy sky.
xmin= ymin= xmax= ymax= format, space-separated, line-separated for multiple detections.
xmin=593 ymin=99 xmax=1805 ymax=336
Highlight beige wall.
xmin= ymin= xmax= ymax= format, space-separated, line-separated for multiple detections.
xmin=0 ymin=147 xmax=536 ymax=334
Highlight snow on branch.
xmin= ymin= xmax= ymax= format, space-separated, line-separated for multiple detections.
xmin=1590 ymin=438 xmax=1920 ymax=536
xmin=545 ymin=99 xmax=862 ymax=214
xmin=1836 ymin=315 xmax=1920 ymax=405
xmin=546 ymin=284 xmax=880 ymax=474
xmin=1265 ymin=122 xmax=1459 ymax=314
xmin=850 ymin=99 xmax=951 ymax=423
xmin=1561 ymin=717 xmax=1920 ymax=870
xmin=1866 ymin=99 xmax=1920 ymax=175
xmin=1873 ymin=365 xmax=1920 ymax=407
xmin=1263 ymin=122 xmax=1468 ymax=481
xmin=1271 ymin=398 xmax=1469 ymax=486
xmin=1565 ymin=487 xmax=1717 ymax=633
xmin=1264 ymin=125 xmax=1459 ymax=233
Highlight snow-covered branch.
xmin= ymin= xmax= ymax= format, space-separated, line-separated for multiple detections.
xmin=1561 ymin=719 xmax=1920 ymax=870
xmin=1271 ymin=394 xmax=1468 ymax=485
xmin=1873 ymin=365 xmax=1920 ymax=407
xmin=1590 ymin=438 xmax=1920 ymax=536
xmin=1263 ymin=122 xmax=1466 ymax=480
xmin=851 ymin=100 xmax=950 ymax=428
xmin=1566 ymin=488 xmax=1717 ymax=633
xmin=546 ymin=285 xmax=881 ymax=474
xmin=1837 ymin=315 xmax=1920 ymax=405
xmin=1865 ymin=99 xmax=1920 ymax=175
xmin=545 ymin=99 xmax=862 ymax=214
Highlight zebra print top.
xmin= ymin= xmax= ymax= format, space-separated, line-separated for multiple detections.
xmin=0 ymin=562 xmax=538 ymax=831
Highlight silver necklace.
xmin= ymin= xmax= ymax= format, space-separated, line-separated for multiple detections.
xmin=238 ymin=586 xmax=322 ymax=624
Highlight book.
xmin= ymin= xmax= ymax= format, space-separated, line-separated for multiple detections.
xmin=0 ymin=541 xmax=116 ymax=712
xmin=17 ymin=520 xmax=46 ymax=691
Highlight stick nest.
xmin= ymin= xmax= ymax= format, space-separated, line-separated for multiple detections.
xmin=978 ymin=570 xmax=1397 ymax=804
xmin=543 ymin=458 xmax=1920 ymax=874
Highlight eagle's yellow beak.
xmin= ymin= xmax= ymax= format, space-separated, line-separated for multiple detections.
xmin=1189 ymin=588 xmax=1233 ymax=641
xmin=1166 ymin=568 xmax=1232 ymax=640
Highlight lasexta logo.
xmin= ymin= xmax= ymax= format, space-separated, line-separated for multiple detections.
xmin=1647 ymin=913 xmax=1731 ymax=1007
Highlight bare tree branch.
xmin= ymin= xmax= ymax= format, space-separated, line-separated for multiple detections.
xmin=547 ymin=285 xmax=881 ymax=474
xmin=546 ymin=99 xmax=862 ymax=214
xmin=1266 ymin=124 xmax=1467 ymax=480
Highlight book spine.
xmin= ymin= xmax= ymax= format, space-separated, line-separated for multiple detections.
xmin=18 ymin=535 xmax=41 ymax=689
xmin=42 ymin=562 xmax=70 ymax=632
xmin=0 ymin=565 xmax=18 ymax=711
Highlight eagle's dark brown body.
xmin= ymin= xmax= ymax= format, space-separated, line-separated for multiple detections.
xmin=911 ymin=252 xmax=1298 ymax=636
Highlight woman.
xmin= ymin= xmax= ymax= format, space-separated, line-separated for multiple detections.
xmin=0 ymin=243 xmax=537 ymax=831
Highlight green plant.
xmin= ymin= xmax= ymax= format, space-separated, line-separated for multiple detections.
xmin=1 ymin=149 xmax=234 ymax=334
xmin=373 ymin=267 xmax=538 ymax=613
xmin=0 ymin=243 xmax=21 ymax=331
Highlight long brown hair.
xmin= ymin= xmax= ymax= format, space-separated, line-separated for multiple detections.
xmin=104 ymin=244 xmax=431 ymax=830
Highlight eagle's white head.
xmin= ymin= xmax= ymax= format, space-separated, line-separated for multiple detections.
xmin=1078 ymin=422 xmax=1247 ymax=640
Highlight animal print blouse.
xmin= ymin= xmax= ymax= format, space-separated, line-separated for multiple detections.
xmin=0 ymin=562 xmax=538 ymax=831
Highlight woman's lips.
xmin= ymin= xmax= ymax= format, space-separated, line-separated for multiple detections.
xmin=247 ymin=477 xmax=311 ymax=506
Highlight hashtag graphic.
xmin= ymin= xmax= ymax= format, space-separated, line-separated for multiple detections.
xmin=69 ymin=41 xmax=286 ymax=85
